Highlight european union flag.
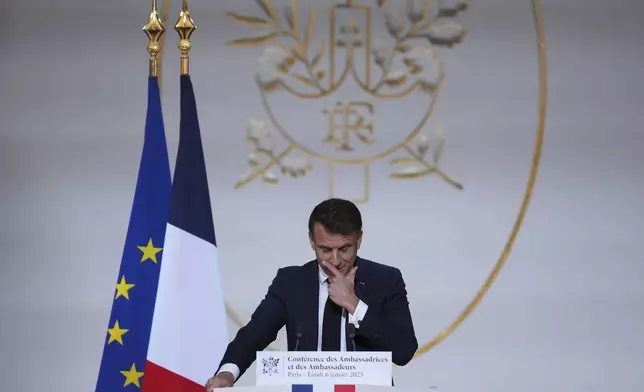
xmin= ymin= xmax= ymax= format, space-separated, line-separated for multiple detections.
xmin=95 ymin=76 xmax=172 ymax=391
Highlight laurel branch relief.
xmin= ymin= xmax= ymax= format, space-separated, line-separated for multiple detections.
xmin=227 ymin=0 xmax=467 ymax=190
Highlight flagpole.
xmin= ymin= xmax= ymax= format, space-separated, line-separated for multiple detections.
xmin=157 ymin=0 xmax=171 ymax=91
xmin=175 ymin=0 xmax=197 ymax=75
xmin=143 ymin=0 xmax=166 ymax=77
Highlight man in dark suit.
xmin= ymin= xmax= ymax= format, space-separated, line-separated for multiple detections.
xmin=206 ymin=198 xmax=418 ymax=390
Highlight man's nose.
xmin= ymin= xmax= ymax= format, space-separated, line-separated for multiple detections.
xmin=330 ymin=250 xmax=340 ymax=265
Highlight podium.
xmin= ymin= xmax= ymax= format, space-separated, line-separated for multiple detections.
xmin=249 ymin=351 xmax=395 ymax=389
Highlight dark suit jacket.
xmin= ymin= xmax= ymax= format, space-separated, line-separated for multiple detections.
xmin=216 ymin=257 xmax=418 ymax=381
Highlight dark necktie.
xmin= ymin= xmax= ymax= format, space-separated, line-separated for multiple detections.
xmin=321 ymin=287 xmax=343 ymax=351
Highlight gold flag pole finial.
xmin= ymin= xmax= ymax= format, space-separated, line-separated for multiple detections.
xmin=175 ymin=0 xmax=197 ymax=75
xmin=143 ymin=0 xmax=166 ymax=77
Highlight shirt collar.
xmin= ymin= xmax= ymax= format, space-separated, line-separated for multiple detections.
xmin=318 ymin=264 xmax=328 ymax=285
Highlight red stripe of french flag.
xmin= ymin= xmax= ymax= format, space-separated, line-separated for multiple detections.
xmin=335 ymin=385 xmax=357 ymax=392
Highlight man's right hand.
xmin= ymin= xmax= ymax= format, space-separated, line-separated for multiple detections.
xmin=205 ymin=371 xmax=235 ymax=391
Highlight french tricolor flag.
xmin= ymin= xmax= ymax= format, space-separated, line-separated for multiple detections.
xmin=141 ymin=75 xmax=229 ymax=391
xmin=293 ymin=385 xmax=357 ymax=392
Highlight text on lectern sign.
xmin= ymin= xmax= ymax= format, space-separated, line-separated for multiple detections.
xmin=256 ymin=351 xmax=392 ymax=386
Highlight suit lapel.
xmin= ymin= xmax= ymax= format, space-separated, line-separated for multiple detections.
xmin=301 ymin=260 xmax=319 ymax=351
xmin=354 ymin=257 xmax=368 ymax=302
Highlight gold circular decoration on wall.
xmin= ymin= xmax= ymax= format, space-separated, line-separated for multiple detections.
xmin=222 ymin=0 xmax=548 ymax=358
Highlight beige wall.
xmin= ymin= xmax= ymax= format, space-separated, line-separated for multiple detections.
xmin=1 ymin=0 xmax=643 ymax=391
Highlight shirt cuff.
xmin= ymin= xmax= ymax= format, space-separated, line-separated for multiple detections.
xmin=348 ymin=299 xmax=368 ymax=328
xmin=217 ymin=363 xmax=240 ymax=382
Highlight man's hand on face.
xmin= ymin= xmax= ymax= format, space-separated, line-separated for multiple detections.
xmin=205 ymin=371 xmax=234 ymax=391
xmin=322 ymin=261 xmax=359 ymax=314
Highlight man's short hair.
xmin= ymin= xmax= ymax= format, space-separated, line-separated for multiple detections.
xmin=308 ymin=198 xmax=363 ymax=235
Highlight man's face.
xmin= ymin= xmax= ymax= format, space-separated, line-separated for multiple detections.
xmin=309 ymin=222 xmax=362 ymax=277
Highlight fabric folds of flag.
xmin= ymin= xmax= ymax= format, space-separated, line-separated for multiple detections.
xmin=95 ymin=76 xmax=172 ymax=391
xmin=142 ymin=74 xmax=229 ymax=391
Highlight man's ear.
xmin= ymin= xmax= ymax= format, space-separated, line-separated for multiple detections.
xmin=309 ymin=232 xmax=315 ymax=249
xmin=356 ymin=230 xmax=363 ymax=249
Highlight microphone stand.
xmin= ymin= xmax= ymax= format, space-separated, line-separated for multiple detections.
xmin=294 ymin=322 xmax=304 ymax=351
xmin=347 ymin=323 xmax=357 ymax=352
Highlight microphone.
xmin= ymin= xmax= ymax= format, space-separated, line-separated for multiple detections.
xmin=294 ymin=322 xmax=305 ymax=351
xmin=347 ymin=322 xmax=357 ymax=352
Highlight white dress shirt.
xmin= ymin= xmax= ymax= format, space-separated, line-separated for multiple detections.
xmin=317 ymin=265 xmax=369 ymax=350
xmin=217 ymin=265 xmax=369 ymax=382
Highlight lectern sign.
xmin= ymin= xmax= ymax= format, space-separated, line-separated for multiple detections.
xmin=256 ymin=351 xmax=392 ymax=386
